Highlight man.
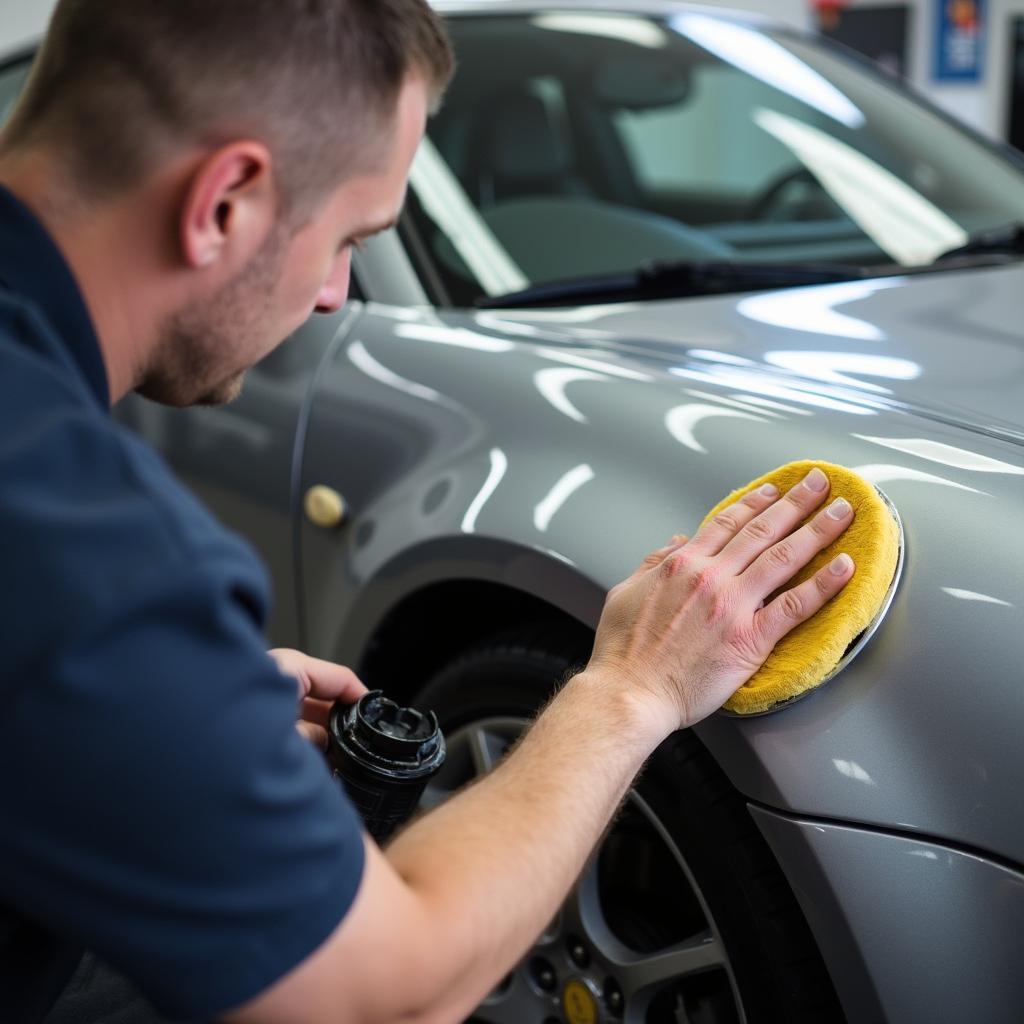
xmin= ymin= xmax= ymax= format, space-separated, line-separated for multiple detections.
xmin=0 ymin=2 xmax=856 ymax=1022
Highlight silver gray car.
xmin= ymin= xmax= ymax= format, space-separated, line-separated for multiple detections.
xmin=6 ymin=4 xmax=1024 ymax=1022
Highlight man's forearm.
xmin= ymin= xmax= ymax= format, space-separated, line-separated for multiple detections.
xmin=383 ymin=668 xmax=671 ymax=1022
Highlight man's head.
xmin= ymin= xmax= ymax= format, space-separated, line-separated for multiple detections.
xmin=0 ymin=0 xmax=453 ymax=405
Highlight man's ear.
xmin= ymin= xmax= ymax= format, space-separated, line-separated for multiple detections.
xmin=179 ymin=141 xmax=276 ymax=271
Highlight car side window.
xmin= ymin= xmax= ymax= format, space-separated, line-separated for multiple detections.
xmin=0 ymin=57 xmax=32 ymax=128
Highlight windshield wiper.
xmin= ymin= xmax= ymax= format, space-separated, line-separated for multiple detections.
xmin=935 ymin=222 xmax=1024 ymax=262
xmin=478 ymin=258 xmax=869 ymax=309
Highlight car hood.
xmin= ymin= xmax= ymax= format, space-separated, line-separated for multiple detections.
xmin=484 ymin=261 xmax=1024 ymax=446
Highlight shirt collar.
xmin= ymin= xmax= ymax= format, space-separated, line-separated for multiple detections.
xmin=0 ymin=184 xmax=110 ymax=409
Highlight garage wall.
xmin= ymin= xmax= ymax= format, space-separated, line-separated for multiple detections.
xmin=840 ymin=0 xmax=1022 ymax=142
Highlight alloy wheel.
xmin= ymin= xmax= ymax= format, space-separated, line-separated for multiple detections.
xmin=423 ymin=717 xmax=746 ymax=1024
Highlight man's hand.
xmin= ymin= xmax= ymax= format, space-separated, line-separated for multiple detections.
xmin=268 ymin=648 xmax=368 ymax=749
xmin=588 ymin=466 xmax=855 ymax=731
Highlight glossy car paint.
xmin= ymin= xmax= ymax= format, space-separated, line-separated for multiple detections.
xmin=751 ymin=806 xmax=1024 ymax=1021
xmin=288 ymin=266 xmax=1024 ymax=868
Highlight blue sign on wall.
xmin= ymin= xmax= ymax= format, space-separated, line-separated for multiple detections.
xmin=934 ymin=0 xmax=985 ymax=82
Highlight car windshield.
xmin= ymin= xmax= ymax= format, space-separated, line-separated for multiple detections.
xmin=407 ymin=10 xmax=1024 ymax=305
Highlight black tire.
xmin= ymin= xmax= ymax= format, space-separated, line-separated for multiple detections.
xmin=415 ymin=626 xmax=845 ymax=1024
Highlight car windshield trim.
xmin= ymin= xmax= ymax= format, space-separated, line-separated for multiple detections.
xmin=933 ymin=221 xmax=1024 ymax=262
xmin=478 ymin=258 xmax=874 ymax=309
xmin=477 ymin=253 xmax=1023 ymax=310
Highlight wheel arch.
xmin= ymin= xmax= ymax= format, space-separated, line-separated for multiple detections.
xmin=354 ymin=577 xmax=595 ymax=705
xmin=322 ymin=535 xmax=604 ymax=705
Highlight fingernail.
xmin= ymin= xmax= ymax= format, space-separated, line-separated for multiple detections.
xmin=830 ymin=553 xmax=854 ymax=575
xmin=826 ymin=497 xmax=852 ymax=520
xmin=804 ymin=468 xmax=828 ymax=492
xmin=759 ymin=483 xmax=779 ymax=497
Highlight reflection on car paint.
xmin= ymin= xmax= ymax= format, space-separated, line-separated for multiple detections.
xmin=535 ymin=347 xmax=654 ymax=382
xmin=737 ymin=278 xmax=904 ymax=340
xmin=763 ymin=351 xmax=922 ymax=393
xmin=532 ymin=367 xmax=608 ymax=423
xmin=941 ymin=588 xmax=1014 ymax=607
xmin=684 ymin=389 xmax=787 ymax=419
xmin=665 ymin=403 xmax=768 ymax=454
xmin=671 ymin=364 xmax=879 ymax=416
xmin=534 ymin=465 xmax=596 ymax=533
xmin=461 ymin=448 xmax=508 ymax=534
xmin=853 ymin=435 xmax=1024 ymax=474
xmin=852 ymin=463 xmax=988 ymax=494
xmin=686 ymin=349 xmax=756 ymax=367
xmin=394 ymin=321 xmax=515 ymax=353
xmin=729 ymin=393 xmax=813 ymax=416
xmin=831 ymin=759 xmax=876 ymax=786
xmin=347 ymin=340 xmax=447 ymax=405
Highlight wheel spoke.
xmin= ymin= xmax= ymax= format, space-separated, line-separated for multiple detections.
xmin=561 ymin=858 xmax=599 ymax=938
xmin=467 ymin=725 xmax=503 ymax=776
xmin=469 ymin=970 xmax=556 ymax=1024
xmin=612 ymin=931 xmax=727 ymax=1001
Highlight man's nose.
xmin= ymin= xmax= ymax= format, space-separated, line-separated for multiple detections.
xmin=315 ymin=257 xmax=351 ymax=314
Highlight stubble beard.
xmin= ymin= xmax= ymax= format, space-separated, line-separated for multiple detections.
xmin=138 ymin=224 xmax=289 ymax=408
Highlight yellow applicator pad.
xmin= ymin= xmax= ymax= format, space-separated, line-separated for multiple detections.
xmin=702 ymin=461 xmax=900 ymax=716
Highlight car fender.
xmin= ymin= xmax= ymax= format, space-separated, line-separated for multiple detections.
xmin=299 ymin=303 xmax=1024 ymax=865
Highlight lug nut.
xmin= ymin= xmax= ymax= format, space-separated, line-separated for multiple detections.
xmin=604 ymin=978 xmax=624 ymax=1016
xmin=529 ymin=956 xmax=558 ymax=994
xmin=567 ymin=934 xmax=590 ymax=969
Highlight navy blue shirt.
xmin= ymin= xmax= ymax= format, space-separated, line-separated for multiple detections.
xmin=0 ymin=186 xmax=365 ymax=1022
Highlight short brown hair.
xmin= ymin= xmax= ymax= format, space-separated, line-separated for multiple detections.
xmin=3 ymin=0 xmax=453 ymax=218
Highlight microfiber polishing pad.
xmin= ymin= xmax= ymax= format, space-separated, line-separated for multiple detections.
xmin=701 ymin=461 xmax=901 ymax=716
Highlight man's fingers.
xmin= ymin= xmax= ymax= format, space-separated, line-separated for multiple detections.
xmin=269 ymin=648 xmax=368 ymax=703
xmin=298 ymin=657 xmax=367 ymax=703
xmin=296 ymin=721 xmax=329 ymax=750
xmin=715 ymin=467 xmax=832 ymax=573
xmin=742 ymin=496 xmax=854 ymax=600
xmin=301 ymin=696 xmax=334 ymax=729
xmin=685 ymin=484 xmax=780 ymax=557
xmin=754 ymin=552 xmax=855 ymax=647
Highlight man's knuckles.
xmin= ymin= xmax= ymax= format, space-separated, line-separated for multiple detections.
xmin=741 ymin=514 xmax=776 ymax=544
xmin=763 ymin=539 xmax=796 ymax=571
xmin=775 ymin=588 xmax=806 ymax=622
xmin=710 ymin=509 xmax=742 ymax=534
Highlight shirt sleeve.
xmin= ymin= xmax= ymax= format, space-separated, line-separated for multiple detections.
xmin=0 ymin=539 xmax=366 ymax=1020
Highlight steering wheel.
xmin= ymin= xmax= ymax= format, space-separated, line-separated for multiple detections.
xmin=746 ymin=167 xmax=821 ymax=221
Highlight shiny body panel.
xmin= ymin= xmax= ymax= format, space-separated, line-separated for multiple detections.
xmin=289 ymin=268 xmax=1024 ymax=869
xmin=751 ymin=806 xmax=1024 ymax=1024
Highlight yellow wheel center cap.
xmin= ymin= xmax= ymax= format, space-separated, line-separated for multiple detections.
xmin=562 ymin=977 xmax=599 ymax=1024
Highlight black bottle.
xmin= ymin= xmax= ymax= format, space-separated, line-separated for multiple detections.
xmin=327 ymin=690 xmax=446 ymax=843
